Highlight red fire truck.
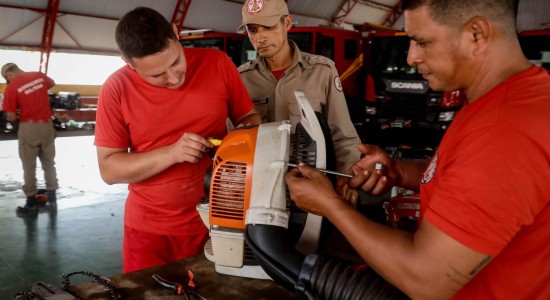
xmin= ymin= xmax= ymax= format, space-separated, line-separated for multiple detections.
xmin=179 ymin=29 xmax=245 ymax=66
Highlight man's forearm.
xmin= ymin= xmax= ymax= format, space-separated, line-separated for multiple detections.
xmin=325 ymin=202 xmax=483 ymax=300
xmin=98 ymin=145 xmax=176 ymax=184
xmin=395 ymin=159 xmax=429 ymax=192
xmin=324 ymin=202 xmax=429 ymax=298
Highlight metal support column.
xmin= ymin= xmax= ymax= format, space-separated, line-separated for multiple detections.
xmin=331 ymin=0 xmax=360 ymax=26
xmin=39 ymin=0 xmax=60 ymax=74
xmin=381 ymin=0 xmax=403 ymax=28
xmin=171 ymin=0 xmax=192 ymax=32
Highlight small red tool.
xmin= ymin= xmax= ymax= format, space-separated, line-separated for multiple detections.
xmin=152 ymin=270 xmax=207 ymax=300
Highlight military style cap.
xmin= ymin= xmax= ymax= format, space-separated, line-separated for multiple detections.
xmin=237 ymin=0 xmax=289 ymax=32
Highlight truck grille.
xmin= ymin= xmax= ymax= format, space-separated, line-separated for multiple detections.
xmin=380 ymin=94 xmax=428 ymax=120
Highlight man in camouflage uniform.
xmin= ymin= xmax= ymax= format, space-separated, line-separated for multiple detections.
xmin=237 ymin=0 xmax=360 ymax=173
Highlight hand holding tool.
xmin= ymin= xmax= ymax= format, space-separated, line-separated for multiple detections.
xmin=207 ymin=138 xmax=222 ymax=146
xmin=285 ymin=162 xmax=353 ymax=178
xmin=206 ymin=138 xmax=222 ymax=158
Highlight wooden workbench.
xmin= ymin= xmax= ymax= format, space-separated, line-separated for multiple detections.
xmin=69 ymin=222 xmax=366 ymax=299
xmin=69 ymin=253 xmax=300 ymax=300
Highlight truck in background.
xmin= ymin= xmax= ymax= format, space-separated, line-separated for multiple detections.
xmin=357 ymin=27 xmax=467 ymax=149
xmin=358 ymin=28 xmax=550 ymax=149
xmin=179 ymin=29 xmax=245 ymax=66
xmin=518 ymin=29 xmax=550 ymax=72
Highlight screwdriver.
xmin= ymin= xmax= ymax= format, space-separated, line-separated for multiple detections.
xmin=285 ymin=162 xmax=353 ymax=178
xmin=207 ymin=138 xmax=222 ymax=146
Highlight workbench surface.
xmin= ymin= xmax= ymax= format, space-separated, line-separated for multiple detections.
xmin=70 ymin=253 xmax=300 ymax=299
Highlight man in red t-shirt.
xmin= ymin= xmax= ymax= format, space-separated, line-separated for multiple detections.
xmin=94 ymin=7 xmax=260 ymax=273
xmin=2 ymin=63 xmax=59 ymax=215
xmin=285 ymin=0 xmax=550 ymax=299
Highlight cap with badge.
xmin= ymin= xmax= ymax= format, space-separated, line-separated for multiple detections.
xmin=237 ymin=0 xmax=289 ymax=32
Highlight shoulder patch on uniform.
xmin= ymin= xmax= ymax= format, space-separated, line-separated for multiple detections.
xmin=421 ymin=152 xmax=438 ymax=184
xmin=334 ymin=76 xmax=343 ymax=92
xmin=238 ymin=61 xmax=254 ymax=73
xmin=305 ymin=54 xmax=335 ymax=66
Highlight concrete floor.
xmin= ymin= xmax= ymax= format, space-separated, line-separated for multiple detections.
xmin=0 ymin=135 xmax=128 ymax=299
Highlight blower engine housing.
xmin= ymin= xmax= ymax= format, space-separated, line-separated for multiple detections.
xmin=197 ymin=91 xmax=326 ymax=279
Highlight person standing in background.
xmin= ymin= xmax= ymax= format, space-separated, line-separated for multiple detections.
xmin=2 ymin=63 xmax=59 ymax=215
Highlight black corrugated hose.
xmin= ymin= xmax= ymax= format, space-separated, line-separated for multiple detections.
xmin=299 ymin=254 xmax=409 ymax=300
xmin=245 ymin=225 xmax=409 ymax=300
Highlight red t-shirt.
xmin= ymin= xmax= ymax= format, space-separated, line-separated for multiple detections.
xmin=271 ymin=68 xmax=287 ymax=80
xmin=94 ymin=48 xmax=254 ymax=236
xmin=3 ymin=72 xmax=53 ymax=122
xmin=420 ymin=66 xmax=550 ymax=299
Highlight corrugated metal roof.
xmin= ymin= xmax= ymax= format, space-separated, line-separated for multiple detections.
xmin=0 ymin=0 xmax=548 ymax=56
xmin=185 ymin=0 xmax=243 ymax=33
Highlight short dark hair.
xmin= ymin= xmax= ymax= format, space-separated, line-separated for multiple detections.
xmin=1 ymin=63 xmax=17 ymax=78
xmin=115 ymin=7 xmax=178 ymax=60
xmin=402 ymin=0 xmax=517 ymax=35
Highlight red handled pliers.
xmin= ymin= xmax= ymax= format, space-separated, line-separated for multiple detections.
xmin=152 ymin=270 xmax=207 ymax=300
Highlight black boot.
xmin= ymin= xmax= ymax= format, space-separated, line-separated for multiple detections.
xmin=47 ymin=190 xmax=57 ymax=203
xmin=47 ymin=190 xmax=57 ymax=210
xmin=16 ymin=196 xmax=38 ymax=216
